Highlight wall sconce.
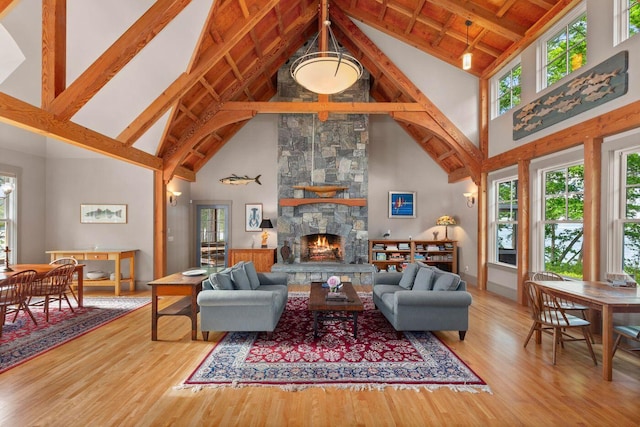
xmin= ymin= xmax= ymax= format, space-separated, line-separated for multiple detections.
xmin=463 ymin=192 xmax=476 ymax=208
xmin=1 ymin=182 xmax=14 ymax=197
xmin=168 ymin=190 xmax=182 ymax=207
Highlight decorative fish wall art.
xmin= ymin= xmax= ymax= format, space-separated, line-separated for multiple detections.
xmin=513 ymin=50 xmax=628 ymax=140
xmin=219 ymin=174 xmax=262 ymax=185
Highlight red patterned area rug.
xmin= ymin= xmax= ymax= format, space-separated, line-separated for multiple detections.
xmin=183 ymin=293 xmax=490 ymax=392
xmin=0 ymin=297 xmax=149 ymax=374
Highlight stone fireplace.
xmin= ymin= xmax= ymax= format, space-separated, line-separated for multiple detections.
xmin=272 ymin=41 xmax=374 ymax=285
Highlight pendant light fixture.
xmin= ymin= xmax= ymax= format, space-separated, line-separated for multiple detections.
xmin=462 ymin=20 xmax=473 ymax=71
xmin=290 ymin=0 xmax=363 ymax=95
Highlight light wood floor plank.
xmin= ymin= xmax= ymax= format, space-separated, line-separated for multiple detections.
xmin=1 ymin=285 xmax=638 ymax=426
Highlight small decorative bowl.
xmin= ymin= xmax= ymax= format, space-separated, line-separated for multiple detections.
xmin=87 ymin=271 xmax=106 ymax=280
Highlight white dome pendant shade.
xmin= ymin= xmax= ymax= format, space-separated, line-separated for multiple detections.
xmin=291 ymin=51 xmax=363 ymax=95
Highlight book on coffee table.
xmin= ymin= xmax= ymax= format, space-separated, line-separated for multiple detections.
xmin=326 ymin=292 xmax=348 ymax=301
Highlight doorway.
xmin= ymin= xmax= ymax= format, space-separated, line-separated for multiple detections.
xmin=196 ymin=204 xmax=229 ymax=271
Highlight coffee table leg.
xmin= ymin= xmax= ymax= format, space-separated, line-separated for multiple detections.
xmin=353 ymin=312 xmax=358 ymax=338
xmin=313 ymin=311 xmax=319 ymax=338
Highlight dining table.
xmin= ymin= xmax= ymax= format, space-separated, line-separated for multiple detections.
xmin=530 ymin=280 xmax=640 ymax=381
xmin=0 ymin=263 xmax=85 ymax=307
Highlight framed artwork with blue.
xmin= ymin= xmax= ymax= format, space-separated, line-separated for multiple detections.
xmin=388 ymin=191 xmax=416 ymax=218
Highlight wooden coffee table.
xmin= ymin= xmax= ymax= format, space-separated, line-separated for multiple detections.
xmin=308 ymin=281 xmax=364 ymax=338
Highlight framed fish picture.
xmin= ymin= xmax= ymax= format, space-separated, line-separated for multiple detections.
xmin=388 ymin=191 xmax=416 ymax=218
xmin=80 ymin=204 xmax=128 ymax=224
xmin=245 ymin=203 xmax=263 ymax=232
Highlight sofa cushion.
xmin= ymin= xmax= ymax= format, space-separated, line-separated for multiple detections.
xmin=398 ymin=263 xmax=419 ymax=289
xmin=413 ymin=267 xmax=435 ymax=290
xmin=432 ymin=269 xmax=461 ymax=291
xmin=231 ymin=264 xmax=252 ymax=290
xmin=243 ymin=261 xmax=261 ymax=290
xmin=211 ymin=268 xmax=234 ymax=290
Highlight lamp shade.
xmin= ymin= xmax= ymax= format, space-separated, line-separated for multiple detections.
xmin=259 ymin=218 xmax=273 ymax=229
xmin=436 ymin=215 xmax=456 ymax=226
xmin=291 ymin=52 xmax=363 ymax=95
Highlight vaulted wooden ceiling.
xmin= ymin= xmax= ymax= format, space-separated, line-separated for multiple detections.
xmin=0 ymin=0 xmax=578 ymax=186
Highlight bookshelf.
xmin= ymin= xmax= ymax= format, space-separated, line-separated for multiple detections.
xmin=368 ymin=239 xmax=457 ymax=273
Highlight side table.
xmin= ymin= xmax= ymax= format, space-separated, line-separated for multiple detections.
xmin=147 ymin=272 xmax=205 ymax=341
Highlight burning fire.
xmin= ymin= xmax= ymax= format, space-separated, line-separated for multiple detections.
xmin=314 ymin=235 xmax=329 ymax=248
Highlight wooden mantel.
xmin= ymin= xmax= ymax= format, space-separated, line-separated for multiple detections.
xmin=279 ymin=198 xmax=367 ymax=207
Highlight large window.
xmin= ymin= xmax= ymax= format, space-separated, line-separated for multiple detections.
xmin=621 ymin=150 xmax=640 ymax=278
xmin=496 ymin=178 xmax=518 ymax=266
xmin=542 ymin=164 xmax=584 ymax=278
xmin=496 ymin=63 xmax=521 ymax=117
xmin=0 ymin=174 xmax=16 ymax=263
xmin=616 ymin=0 xmax=640 ymax=44
xmin=538 ymin=4 xmax=587 ymax=90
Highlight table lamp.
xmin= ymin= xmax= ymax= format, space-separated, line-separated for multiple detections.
xmin=436 ymin=215 xmax=456 ymax=240
xmin=259 ymin=218 xmax=273 ymax=248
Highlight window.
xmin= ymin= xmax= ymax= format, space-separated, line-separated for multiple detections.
xmin=538 ymin=4 xmax=587 ymax=90
xmin=0 ymin=174 xmax=16 ymax=264
xmin=542 ymin=164 xmax=584 ymax=278
xmin=495 ymin=178 xmax=518 ymax=266
xmin=621 ymin=150 xmax=640 ymax=278
xmin=496 ymin=63 xmax=521 ymax=117
xmin=615 ymin=0 xmax=640 ymax=44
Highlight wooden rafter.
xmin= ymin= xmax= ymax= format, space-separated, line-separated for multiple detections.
xmin=41 ymin=0 xmax=66 ymax=110
xmin=46 ymin=0 xmax=193 ymax=121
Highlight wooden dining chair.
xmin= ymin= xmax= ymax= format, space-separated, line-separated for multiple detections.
xmin=612 ymin=325 xmax=640 ymax=357
xmin=1 ymin=269 xmax=38 ymax=335
xmin=28 ymin=263 xmax=76 ymax=322
xmin=524 ymin=281 xmax=597 ymax=366
xmin=49 ymin=257 xmax=79 ymax=307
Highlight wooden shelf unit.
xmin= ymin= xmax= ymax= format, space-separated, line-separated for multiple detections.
xmin=368 ymin=239 xmax=457 ymax=273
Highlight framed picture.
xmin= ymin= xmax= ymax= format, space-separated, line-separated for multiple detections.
xmin=245 ymin=203 xmax=263 ymax=231
xmin=388 ymin=191 xmax=416 ymax=218
xmin=80 ymin=204 xmax=127 ymax=224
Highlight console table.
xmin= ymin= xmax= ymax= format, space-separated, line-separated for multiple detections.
xmin=46 ymin=249 xmax=137 ymax=296
xmin=229 ymin=248 xmax=276 ymax=272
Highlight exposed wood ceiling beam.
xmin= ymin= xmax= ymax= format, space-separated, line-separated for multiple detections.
xmin=47 ymin=0 xmax=192 ymax=121
xmin=0 ymin=0 xmax=19 ymax=19
xmin=41 ymin=0 xmax=66 ymax=111
xmin=220 ymin=101 xmax=427 ymax=114
xmin=425 ymin=0 xmax=526 ymax=41
xmin=117 ymin=0 xmax=282 ymax=146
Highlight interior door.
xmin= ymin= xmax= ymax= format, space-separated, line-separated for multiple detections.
xmin=196 ymin=204 xmax=229 ymax=271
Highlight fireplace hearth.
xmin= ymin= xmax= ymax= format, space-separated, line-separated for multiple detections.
xmin=301 ymin=233 xmax=344 ymax=262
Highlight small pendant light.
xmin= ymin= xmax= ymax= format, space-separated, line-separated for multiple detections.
xmin=462 ymin=20 xmax=472 ymax=71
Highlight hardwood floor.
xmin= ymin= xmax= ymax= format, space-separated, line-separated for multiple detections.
xmin=1 ymin=285 xmax=639 ymax=426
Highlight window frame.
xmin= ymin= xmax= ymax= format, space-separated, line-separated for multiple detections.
xmin=614 ymin=0 xmax=640 ymax=45
xmin=492 ymin=59 xmax=521 ymax=119
xmin=0 ymin=172 xmax=17 ymax=264
xmin=537 ymin=2 xmax=587 ymax=92
xmin=489 ymin=173 xmax=519 ymax=269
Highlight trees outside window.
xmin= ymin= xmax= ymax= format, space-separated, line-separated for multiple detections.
xmin=543 ymin=164 xmax=584 ymax=278
xmin=622 ymin=151 xmax=640 ymax=278
xmin=545 ymin=12 xmax=587 ymax=87
xmin=0 ymin=174 xmax=16 ymax=263
xmin=496 ymin=178 xmax=518 ymax=266
xmin=497 ymin=63 xmax=521 ymax=116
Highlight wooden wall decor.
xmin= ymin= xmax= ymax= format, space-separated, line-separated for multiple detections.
xmin=513 ymin=51 xmax=628 ymax=140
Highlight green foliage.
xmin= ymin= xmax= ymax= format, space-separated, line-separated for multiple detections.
xmin=624 ymin=152 xmax=640 ymax=277
xmin=546 ymin=14 xmax=587 ymax=86
xmin=498 ymin=64 xmax=521 ymax=115
xmin=629 ymin=0 xmax=640 ymax=37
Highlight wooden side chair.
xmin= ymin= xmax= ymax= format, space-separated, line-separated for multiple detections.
xmin=1 ymin=269 xmax=38 ymax=335
xmin=524 ymin=281 xmax=597 ymax=366
xmin=612 ymin=325 xmax=640 ymax=357
xmin=49 ymin=257 xmax=79 ymax=307
xmin=28 ymin=263 xmax=76 ymax=322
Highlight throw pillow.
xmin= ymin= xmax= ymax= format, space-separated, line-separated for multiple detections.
xmin=412 ymin=267 xmax=435 ymax=291
xmin=211 ymin=268 xmax=233 ymax=290
xmin=432 ymin=269 xmax=461 ymax=291
xmin=243 ymin=261 xmax=261 ymax=290
xmin=398 ymin=263 xmax=419 ymax=289
xmin=231 ymin=265 xmax=252 ymax=290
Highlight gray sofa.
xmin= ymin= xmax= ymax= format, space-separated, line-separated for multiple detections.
xmin=373 ymin=263 xmax=472 ymax=340
xmin=197 ymin=261 xmax=288 ymax=340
